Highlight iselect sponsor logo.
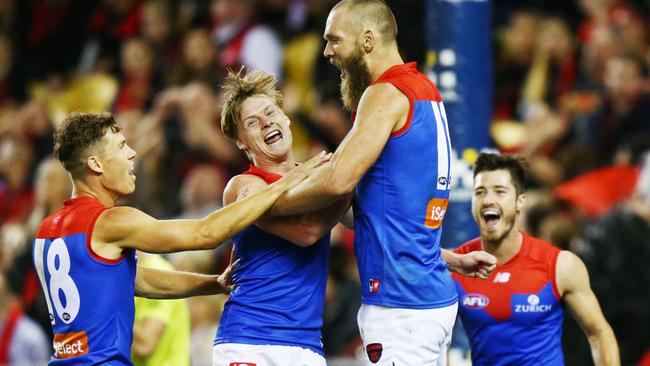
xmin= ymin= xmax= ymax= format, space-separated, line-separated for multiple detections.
xmin=53 ymin=332 xmax=88 ymax=359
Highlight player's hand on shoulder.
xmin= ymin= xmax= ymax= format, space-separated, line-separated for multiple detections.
xmin=280 ymin=151 xmax=332 ymax=187
xmin=458 ymin=251 xmax=497 ymax=280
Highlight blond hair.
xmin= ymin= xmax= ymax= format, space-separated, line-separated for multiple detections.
xmin=220 ymin=68 xmax=283 ymax=141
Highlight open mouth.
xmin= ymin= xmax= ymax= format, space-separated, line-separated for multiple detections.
xmin=264 ymin=130 xmax=283 ymax=145
xmin=481 ymin=209 xmax=501 ymax=230
xmin=129 ymin=166 xmax=136 ymax=180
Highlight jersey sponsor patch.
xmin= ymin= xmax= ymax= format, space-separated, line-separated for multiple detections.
xmin=425 ymin=198 xmax=448 ymax=228
xmin=366 ymin=343 xmax=383 ymax=363
xmin=513 ymin=294 xmax=552 ymax=313
xmin=369 ymin=279 xmax=381 ymax=293
xmin=462 ymin=293 xmax=489 ymax=309
xmin=53 ymin=332 xmax=88 ymax=359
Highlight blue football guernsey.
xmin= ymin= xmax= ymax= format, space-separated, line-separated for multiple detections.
xmin=354 ymin=62 xmax=457 ymax=309
xmin=33 ymin=196 xmax=137 ymax=365
xmin=215 ymin=165 xmax=330 ymax=356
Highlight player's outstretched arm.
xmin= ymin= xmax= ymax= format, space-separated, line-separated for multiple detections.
xmin=268 ymin=83 xmax=408 ymax=216
xmin=134 ymin=259 xmax=238 ymax=299
xmin=224 ymin=173 xmax=352 ymax=246
xmin=442 ymin=249 xmax=497 ymax=280
xmin=93 ymin=152 xmax=330 ymax=255
xmin=557 ymin=250 xmax=620 ymax=366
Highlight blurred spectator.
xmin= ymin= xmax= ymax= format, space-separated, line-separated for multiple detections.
xmin=179 ymin=164 xmax=227 ymax=219
xmin=132 ymin=252 xmax=191 ymax=366
xmin=209 ymin=0 xmax=283 ymax=80
xmin=0 ymin=136 xmax=34 ymax=223
xmin=577 ymin=152 xmax=650 ymax=364
xmin=0 ymin=274 xmax=50 ymax=366
xmin=115 ymin=38 xmax=162 ymax=113
xmin=140 ymin=0 xmax=182 ymax=77
xmin=168 ymin=28 xmax=221 ymax=86
xmin=493 ymin=10 xmax=539 ymax=119
xmin=521 ymin=16 xmax=578 ymax=111
xmin=83 ymin=0 xmax=144 ymax=73
xmin=0 ymin=34 xmax=16 ymax=109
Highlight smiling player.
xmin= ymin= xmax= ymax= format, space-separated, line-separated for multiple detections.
xmin=452 ymin=153 xmax=620 ymax=366
xmin=213 ymin=69 xmax=351 ymax=366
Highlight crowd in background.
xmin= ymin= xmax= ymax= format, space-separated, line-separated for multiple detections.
xmin=0 ymin=0 xmax=647 ymax=365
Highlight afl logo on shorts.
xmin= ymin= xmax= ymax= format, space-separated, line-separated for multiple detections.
xmin=369 ymin=279 xmax=381 ymax=293
xmin=366 ymin=343 xmax=383 ymax=363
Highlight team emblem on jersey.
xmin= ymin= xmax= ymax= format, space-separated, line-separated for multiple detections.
xmin=369 ymin=279 xmax=381 ymax=293
xmin=366 ymin=343 xmax=383 ymax=363
xmin=462 ymin=293 xmax=489 ymax=309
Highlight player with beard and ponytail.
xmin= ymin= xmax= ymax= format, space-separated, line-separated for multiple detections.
xmin=453 ymin=153 xmax=619 ymax=366
xmin=265 ymin=1 xmax=497 ymax=365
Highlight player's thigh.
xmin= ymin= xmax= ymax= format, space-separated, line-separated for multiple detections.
xmin=213 ymin=343 xmax=325 ymax=366
xmin=357 ymin=303 xmax=458 ymax=366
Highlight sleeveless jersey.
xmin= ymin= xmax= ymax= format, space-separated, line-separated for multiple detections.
xmin=33 ymin=196 xmax=137 ymax=365
xmin=452 ymin=233 xmax=565 ymax=366
xmin=215 ymin=165 xmax=329 ymax=355
xmin=354 ymin=62 xmax=457 ymax=308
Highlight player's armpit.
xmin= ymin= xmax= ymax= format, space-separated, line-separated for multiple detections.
xmin=557 ymin=251 xmax=620 ymax=366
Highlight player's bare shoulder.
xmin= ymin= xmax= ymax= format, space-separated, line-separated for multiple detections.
xmin=223 ymin=173 xmax=269 ymax=205
xmin=555 ymin=250 xmax=589 ymax=296
xmin=358 ymin=82 xmax=410 ymax=132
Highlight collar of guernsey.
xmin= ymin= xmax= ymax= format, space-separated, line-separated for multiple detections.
xmin=351 ymin=62 xmax=419 ymax=123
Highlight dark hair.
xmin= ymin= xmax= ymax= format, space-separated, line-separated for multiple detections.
xmin=53 ymin=112 xmax=122 ymax=179
xmin=473 ymin=153 xmax=529 ymax=194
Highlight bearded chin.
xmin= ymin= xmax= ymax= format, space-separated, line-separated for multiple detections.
xmin=340 ymin=51 xmax=372 ymax=112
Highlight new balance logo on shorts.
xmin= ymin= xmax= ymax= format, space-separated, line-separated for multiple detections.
xmin=369 ymin=279 xmax=381 ymax=293
xmin=366 ymin=343 xmax=383 ymax=363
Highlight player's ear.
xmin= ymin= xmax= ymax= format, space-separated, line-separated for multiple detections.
xmin=87 ymin=156 xmax=103 ymax=174
xmin=235 ymin=140 xmax=248 ymax=151
xmin=362 ymin=29 xmax=375 ymax=53
xmin=516 ymin=193 xmax=527 ymax=213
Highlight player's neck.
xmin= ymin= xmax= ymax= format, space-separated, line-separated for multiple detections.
xmin=252 ymin=155 xmax=295 ymax=176
xmin=71 ymin=179 xmax=117 ymax=208
xmin=367 ymin=47 xmax=404 ymax=82
xmin=482 ymin=229 xmax=523 ymax=265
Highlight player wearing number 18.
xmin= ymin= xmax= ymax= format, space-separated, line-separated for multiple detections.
xmin=32 ymin=112 xmax=327 ymax=365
